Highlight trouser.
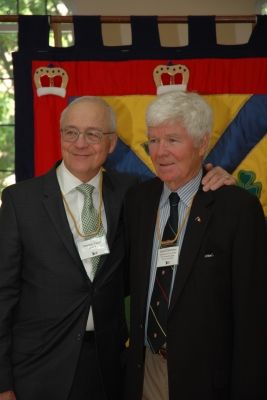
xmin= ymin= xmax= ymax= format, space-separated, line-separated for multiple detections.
xmin=142 ymin=347 xmax=169 ymax=400
xmin=68 ymin=331 xmax=106 ymax=400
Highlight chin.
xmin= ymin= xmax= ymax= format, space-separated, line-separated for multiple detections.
xmin=158 ymin=172 xmax=176 ymax=182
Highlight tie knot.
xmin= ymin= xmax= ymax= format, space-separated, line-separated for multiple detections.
xmin=76 ymin=183 xmax=94 ymax=199
xmin=169 ymin=192 xmax=179 ymax=207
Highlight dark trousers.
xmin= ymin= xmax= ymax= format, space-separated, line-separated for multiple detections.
xmin=68 ymin=332 xmax=106 ymax=400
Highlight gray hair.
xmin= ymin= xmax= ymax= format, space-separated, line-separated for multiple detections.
xmin=146 ymin=91 xmax=212 ymax=145
xmin=60 ymin=96 xmax=116 ymax=132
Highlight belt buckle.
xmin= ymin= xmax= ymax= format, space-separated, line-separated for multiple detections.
xmin=158 ymin=347 xmax=167 ymax=359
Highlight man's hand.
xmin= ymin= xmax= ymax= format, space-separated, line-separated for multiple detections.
xmin=202 ymin=163 xmax=236 ymax=192
xmin=0 ymin=391 xmax=16 ymax=400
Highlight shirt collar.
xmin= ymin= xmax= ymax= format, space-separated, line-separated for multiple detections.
xmin=57 ymin=161 xmax=102 ymax=196
xmin=160 ymin=169 xmax=203 ymax=209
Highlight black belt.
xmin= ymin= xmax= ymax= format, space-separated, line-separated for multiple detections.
xmin=83 ymin=331 xmax=95 ymax=342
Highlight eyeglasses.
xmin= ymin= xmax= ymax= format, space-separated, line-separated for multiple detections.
xmin=61 ymin=127 xmax=114 ymax=144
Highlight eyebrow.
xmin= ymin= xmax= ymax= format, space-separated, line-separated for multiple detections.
xmin=63 ymin=125 xmax=105 ymax=132
xmin=148 ymin=133 xmax=181 ymax=138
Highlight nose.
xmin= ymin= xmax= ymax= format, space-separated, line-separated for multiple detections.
xmin=74 ymin=132 xmax=88 ymax=147
xmin=156 ymin=139 xmax=169 ymax=156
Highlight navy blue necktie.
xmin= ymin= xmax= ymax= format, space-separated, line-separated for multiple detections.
xmin=147 ymin=192 xmax=179 ymax=353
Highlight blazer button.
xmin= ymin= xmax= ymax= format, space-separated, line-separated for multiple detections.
xmin=77 ymin=333 xmax=82 ymax=341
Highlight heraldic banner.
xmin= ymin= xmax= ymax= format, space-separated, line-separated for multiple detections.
xmin=12 ymin=15 xmax=267 ymax=217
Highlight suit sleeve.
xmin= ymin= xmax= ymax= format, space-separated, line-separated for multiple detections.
xmin=231 ymin=193 xmax=267 ymax=399
xmin=0 ymin=189 xmax=22 ymax=392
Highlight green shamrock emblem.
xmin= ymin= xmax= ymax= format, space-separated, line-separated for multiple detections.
xmin=236 ymin=170 xmax=262 ymax=198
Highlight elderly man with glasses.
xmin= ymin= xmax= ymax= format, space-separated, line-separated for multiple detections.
xmin=0 ymin=96 xmax=233 ymax=400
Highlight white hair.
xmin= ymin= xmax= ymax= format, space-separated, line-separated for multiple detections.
xmin=146 ymin=91 xmax=213 ymax=145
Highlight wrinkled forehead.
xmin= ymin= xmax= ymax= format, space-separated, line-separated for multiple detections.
xmin=147 ymin=120 xmax=187 ymax=135
xmin=61 ymin=101 xmax=111 ymax=129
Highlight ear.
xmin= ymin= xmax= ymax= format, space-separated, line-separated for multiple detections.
xmin=108 ymin=133 xmax=118 ymax=154
xmin=199 ymin=133 xmax=210 ymax=157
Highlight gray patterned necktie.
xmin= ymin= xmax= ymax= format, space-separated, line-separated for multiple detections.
xmin=76 ymin=183 xmax=105 ymax=276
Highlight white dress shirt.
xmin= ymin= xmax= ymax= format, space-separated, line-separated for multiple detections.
xmin=57 ymin=161 xmax=107 ymax=330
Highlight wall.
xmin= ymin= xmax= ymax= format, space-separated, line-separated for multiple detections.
xmin=64 ymin=0 xmax=261 ymax=45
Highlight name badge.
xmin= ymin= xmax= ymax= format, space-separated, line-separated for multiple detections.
xmin=157 ymin=245 xmax=179 ymax=268
xmin=77 ymin=235 xmax=110 ymax=261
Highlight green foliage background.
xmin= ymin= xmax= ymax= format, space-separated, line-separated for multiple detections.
xmin=0 ymin=1 xmax=71 ymax=196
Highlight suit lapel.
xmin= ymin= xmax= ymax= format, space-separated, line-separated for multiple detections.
xmin=169 ymin=189 xmax=214 ymax=314
xmin=94 ymin=171 xmax=122 ymax=279
xmin=102 ymin=171 xmax=120 ymax=247
xmin=42 ymin=166 xmax=83 ymax=268
xmin=137 ymin=179 xmax=163 ymax=318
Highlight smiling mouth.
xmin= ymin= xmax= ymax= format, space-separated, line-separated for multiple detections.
xmin=159 ymin=162 xmax=174 ymax=167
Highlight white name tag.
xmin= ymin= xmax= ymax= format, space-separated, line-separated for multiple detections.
xmin=77 ymin=235 xmax=110 ymax=261
xmin=157 ymin=245 xmax=179 ymax=268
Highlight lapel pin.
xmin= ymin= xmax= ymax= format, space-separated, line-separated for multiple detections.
xmin=195 ymin=216 xmax=201 ymax=223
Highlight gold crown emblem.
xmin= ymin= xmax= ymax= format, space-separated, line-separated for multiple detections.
xmin=34 ymin=65 xmax=69 ymax=98
xmin=153 ymin=63 xmax=190 ymax=95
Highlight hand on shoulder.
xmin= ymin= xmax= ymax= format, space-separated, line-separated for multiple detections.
xmin=0 ymin=391 xmax=16 ymax=400
xmin=202 ymin=163 xmax=236 ymax=192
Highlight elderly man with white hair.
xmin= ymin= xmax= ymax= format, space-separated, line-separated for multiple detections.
xmin=124 ymin=91 xmax=267 ymax=400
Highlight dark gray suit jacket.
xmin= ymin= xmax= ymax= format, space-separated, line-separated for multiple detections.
xmin=124 ymin=177 xmax=267 ymax=400
xmin=0 ymin=162 xmax=137 ymax=400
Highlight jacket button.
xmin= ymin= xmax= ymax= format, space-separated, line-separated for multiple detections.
xmin=137 ymin=363 xmax=142 ymax=369
xmin=77 ymin=333 xmax=82 ymax=341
